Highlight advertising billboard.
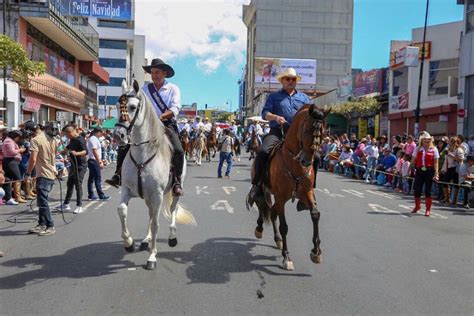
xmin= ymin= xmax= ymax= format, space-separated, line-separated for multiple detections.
xmin=60 ymin=0 xmax=132 ymax=20
xmin=353 ymin=69 xmax=381 ymax=97
xmin=254 ymin=58 xmax=317 ymax=85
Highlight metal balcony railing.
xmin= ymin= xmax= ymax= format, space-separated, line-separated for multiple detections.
xmin=8 ymin=0 xmax=99 ymax=58
xmin=26 ymin=77 xmax=85 ymax=108
xmin=79 ymin=85 xmax=97 ymax=101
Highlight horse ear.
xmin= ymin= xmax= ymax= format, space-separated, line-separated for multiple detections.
xmin=121 ymin=80 xmax=128 ymax=95
xmin=308 ymin=104 xmax=315 ymax=115
xmin=133 ymin=80 xmax=140 ymax=94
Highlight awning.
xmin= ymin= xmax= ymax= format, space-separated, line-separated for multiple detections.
xmin=92 ymin=117 xmax=117 ymax=130
xmin=326 ymin=114 xmax=347 ymax=130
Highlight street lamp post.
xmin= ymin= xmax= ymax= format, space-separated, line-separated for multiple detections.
xmin=414 ymin=0 xmax=430 ymax=137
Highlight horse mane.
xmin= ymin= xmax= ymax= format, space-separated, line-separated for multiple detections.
xmin=137 ymin=90 xmax=173 ymax=161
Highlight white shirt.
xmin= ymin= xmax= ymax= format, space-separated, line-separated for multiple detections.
xmin=142 ymin=80 xmax=182 ymax=118
xmin=87 ymin=135 xmax=102 ymax=161
xmin=229 ymin=125 xmax=238 ymax=135
xmin=203 ymin=122 xmax=212 ymax=132
xmin=263 ymin=126 xmax=270 ymax=134
xmin=178 ymin=122 xmax=190 ymax=133
xmin=364 ymin=144 xmax=379 ymax=158
xmin=192 ymin=121 xmax=204 ymax=131
xmin=248 ymin=124 xmax=263 ymax=136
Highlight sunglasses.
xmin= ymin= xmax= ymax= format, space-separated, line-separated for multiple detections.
xmin=284 ymin=77 xmax=297 ymax=82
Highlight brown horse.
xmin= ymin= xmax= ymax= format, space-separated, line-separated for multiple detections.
xmin=248 ymin=129 xmax=260 ymax=161
xmin=179 ymin=129 xmax=192 ymax=159
xmin=246 ymin=104 xmax=329 ymax=271
xmin=206 ymin=126 xmax=218 ymax=162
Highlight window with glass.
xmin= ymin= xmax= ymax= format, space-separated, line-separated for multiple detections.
xmin=98 ymin=19 xmax=131 ymax=29
xmin=99 ymin=39 xmax=127 ymax=50
xmin=428 ymin=59 xmax=458 ymax=96
xmin=392 ymin=66 xmax=408 ymax=96
xmin=99 ymin=58 xmax=127 ymax=68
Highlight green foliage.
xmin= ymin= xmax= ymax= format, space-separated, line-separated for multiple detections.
xmin=0 ymin=35 xmax=45 ymax=87
xmin=330 ymin=97 xmax=380 ymax=118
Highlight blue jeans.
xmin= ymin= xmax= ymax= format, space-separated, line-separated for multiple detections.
xmin=36 ymin=177 xmax=55 ymax=228
xmin=218 ymin=152 xmax=233 ymax=177
xmin=87 ymin=159 xmax=105 ymax=198
xmin=364 ymin=157 xmax=377 ymax=181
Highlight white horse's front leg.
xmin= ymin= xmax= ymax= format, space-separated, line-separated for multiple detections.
xmin=139 ymin=219 xmax=152 ymax=251
xmin=118 ymin=187 xmax=134 ymax=252
xmin=168 ymin=195 xmax=179 ymax=247
xmin=145 ymin=193 xmax=163 ymax=270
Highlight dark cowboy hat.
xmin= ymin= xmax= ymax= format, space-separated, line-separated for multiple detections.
xmin=142 ymin=58 xmax=175 ymax=77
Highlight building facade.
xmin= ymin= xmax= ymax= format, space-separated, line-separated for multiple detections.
xmin=458 ymin=0 xmax=474 ymax=136
xmin=1 ymin=0 xmax=109 ymax=128
xmin=388 ymin=21 xmax=462 ymax=137
xmin=242 ymin=0 xmax=354 ymax=116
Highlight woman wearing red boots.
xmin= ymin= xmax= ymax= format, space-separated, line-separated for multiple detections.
xmin=410 ymin=132 xmax=440 ymax=217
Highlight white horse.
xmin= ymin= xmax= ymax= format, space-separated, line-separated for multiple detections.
xmin=113 ymin=80 xmax=196 ymax=270
xmin=193 ymin=128 xmax=207 ymax=166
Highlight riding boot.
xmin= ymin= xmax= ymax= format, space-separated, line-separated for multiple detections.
xmin=23 ymin=179 xmax=35 ymax=200
xmin=173 ymin=176 xmax=184 ymax=196
xmin=249 ymin=152 xmax=268 ymax=199
xmin=425 ymin=197 xmax=432 ymax=217
xmin=441 ymin=187 xmax=451 ymax=204
xmin=30 ymin=178 xmax=36 ymax=197
xmin=105 ymin=145 xmax=129 ymax=188
xmin=412 ymin=197 xmax=421 ymax=213
xmin=12 ymin=182 xmax=27 ymax=203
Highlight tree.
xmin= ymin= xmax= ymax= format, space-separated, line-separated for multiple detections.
xmin=0 ymin=35 xmax=45 ymax=87
xmin=330 ymin=97 xmax=380 ymax=134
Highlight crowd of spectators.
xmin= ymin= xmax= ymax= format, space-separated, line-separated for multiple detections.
xmin=320 ymin=132 xmax=473 ymax=209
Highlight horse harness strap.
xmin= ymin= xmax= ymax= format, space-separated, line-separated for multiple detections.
xmin=129 ymin=150 xmax=158 ymax=199
xmin=281 ymin=145 xmax=312 ymax=203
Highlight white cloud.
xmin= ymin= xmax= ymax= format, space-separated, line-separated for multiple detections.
xmin=135 ymin=0 xmax=250 ymax=74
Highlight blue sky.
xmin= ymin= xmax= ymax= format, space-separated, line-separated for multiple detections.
xmin=136 ymin=0 xmax=464 ymax=112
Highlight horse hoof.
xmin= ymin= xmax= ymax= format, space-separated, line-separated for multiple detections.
xmin=124 ymin=239 xmax=135 ymax=253
xmin=145 ymin=261 xmax=156 ymax=270
xmin=168 ymin=238 xmax=178 ymax=247
xmin=139 ymin=242 xmax=150 ymax=252
xmin=282 ymin=259 xmax=295 ymax=271
xmin=275 ymin=240 xmax=283 ymax=250
xmin=310 ymin=252 xmax=322 ymax=264
xmin=254 ymin=228 xmax=263 ymax=239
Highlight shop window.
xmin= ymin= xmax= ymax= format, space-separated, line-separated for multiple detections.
xmin=392 ymin=66 xmax=408 ymax=96
xmin=428 ymin=59 xmax=458 ymax=96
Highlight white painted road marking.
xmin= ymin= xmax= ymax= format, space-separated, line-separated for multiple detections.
xmin=222 ymin=186 xmax=236 ymax=195
xmin=341 ymin=189 xmax=365 ymax=198
xmin=398 ymin=204 xmax=448 ymax=219
xmin=210 ymin=200 xmax=234 ymax=214
xmin=195 ymin=186 xmax=210 ymax=195
xmin=94 ymin=202 xmax=106 ymax=210
xmin=366 ymin=190 xmax=397 ymax=200
xmin=368 ymin=204 xmax=408 ymax=218
xmin=316 ymin=188 xmax=345 ymax=198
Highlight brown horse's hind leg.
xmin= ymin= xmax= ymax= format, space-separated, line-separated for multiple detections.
xmin=271 ymin=211 xmax=283 ymax=249
xmin=277 ymin=206 xmax=294 ymax=270
xmin=255 ymin=209 xmax=264 ymax=239
xmin=309 ymin=207 xmax=322 ymax=264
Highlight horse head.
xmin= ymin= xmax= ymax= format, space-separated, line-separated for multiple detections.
xmin=113 ymin=80 xmax=144 ymax=145
xmin=295 ymin=104 xmax=330 ymax=167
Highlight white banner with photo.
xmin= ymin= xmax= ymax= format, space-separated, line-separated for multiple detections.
xmin=254 ymin=58 xmax=317 ymax=85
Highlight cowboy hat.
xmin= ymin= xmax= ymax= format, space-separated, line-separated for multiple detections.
xmin=142 ymin=58 xmax=175 ymax=78
xmin=418 ymin=131 xmax=433 ymax=142
xmin=276 ymin=68 xmax=302 ymax=83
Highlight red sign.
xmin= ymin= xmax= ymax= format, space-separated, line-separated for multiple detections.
xmin=23 ymin=97 xmax=42 ymax=112
xmin=458 ymin=109 xmax=466 ymax=118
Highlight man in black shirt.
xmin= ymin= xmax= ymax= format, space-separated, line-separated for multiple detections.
xmin=350 ymin=133 xmax=359 ymax=151
xmin=56 ymin=125 xmax=88 ymax=214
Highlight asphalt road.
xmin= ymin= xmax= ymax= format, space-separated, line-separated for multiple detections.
xmin=0 ymin=154 xmax=473 ymax=315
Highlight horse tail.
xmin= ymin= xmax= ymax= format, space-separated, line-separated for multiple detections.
xmin=162 ymin=191 xmax=197 ymax=226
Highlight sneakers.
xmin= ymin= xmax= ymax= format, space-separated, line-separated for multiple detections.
xmin=383 ymin=182 xmax=392 ymax=187
xmin=55 ymin=203 xmax=71 ymax=211
xmin=224 ymin=175 xmax=230 ymax=179
xmin=99 ymin=195 xmax=111 ymax=201
xmin=5 ymin=199 xmax=19 ymax=206
xmin=73 ymin=206 xmax=83 ymax=214
xmin=28 ymin=224 xmax=46 ymax=234
xmin=462 ymin=204 xmax=470 ymax=210
xmin=38 ymin=227 xmax=56 ymax=236
xmin=88 ymin=196 xmax=99 ymax=201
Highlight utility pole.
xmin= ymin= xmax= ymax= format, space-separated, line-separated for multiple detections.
xmin=414 ymin=0 xmax=430 ymax=137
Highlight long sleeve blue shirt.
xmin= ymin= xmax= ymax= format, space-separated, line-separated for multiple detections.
xmin=261 ymin=90 xmax=310 ymax=129
xmin=382 ymin=153 xmax=397 ymax=169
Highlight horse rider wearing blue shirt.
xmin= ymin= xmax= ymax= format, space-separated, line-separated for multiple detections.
xmin=250 ymin=68 xmax=313 ymax=198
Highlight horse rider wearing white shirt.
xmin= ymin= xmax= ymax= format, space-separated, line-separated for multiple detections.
xmin=178 ymin=119 xmax=190 ymax=134
xmin=229 ymin=121 xmax=238 ymax=136
xmin=202 ymin=118 xmax=212 ymax=134
xmin=246 ymin=120 xmax=263 ymax=150
xmin=191 ymin=117 xmax=204 ymax=138
xmin=106 ymin=58 xmax=185 ymax=196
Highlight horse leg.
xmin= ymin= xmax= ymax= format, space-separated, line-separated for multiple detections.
xmin=118 ymin=187 xmax=134 ymax=252
xmin=271 ymin=211 xmax=283 ymax=250
xmin=278 ymin=206 xmax=294 ymax=270
xmin=145 ymin=194 xmax=163 ymax=270
xmin=140 ymin=219 xmax=152 ymax=251
xmin=255 ymin=209 xmax=264 ymax=239
xmin=168 ymin=195 xmax=179 ymax=247
xmin=309 ymin=203 xmax=322 ymax=264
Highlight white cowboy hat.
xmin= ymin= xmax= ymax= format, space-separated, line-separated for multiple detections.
xmin=418 ymin=131 xmax=433 ymax=142
xmin=276 ymin=68 xmax=302 ymax=83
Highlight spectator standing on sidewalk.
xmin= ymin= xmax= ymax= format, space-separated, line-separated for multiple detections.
xmin=437 ymin=136 xmax=449 ymax=200
xmin=410 ymin=131 xmax=439 ymax=217
xmin=87 ymin=127 xmax=110 ymax=201
xmin=440 ymin=136 xmax=465 ymax=205
xmin=2 ymin=130 xmax=27 ymax=203
xmin=404 ymin=135 xmax=416 ymax=156
xmin=217 ymin=129 xmax=234 ymax=178
xmin=363 ymin=138 xmax=379 ymax=183
xmin=27 ymin=122 xmax=60 ymax=236
xmin=352 ymin=138 xmax=366 ymax=179
xmin=458 ymin=154 xmax=474 ymax=209
xmin=401 ymin=153 xmax=412 ymax=194
xmin=56 ymin=125 xmax=88 ymax=214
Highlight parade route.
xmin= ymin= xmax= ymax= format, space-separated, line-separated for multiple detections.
xmin=0 ymin=155 xmax=473 ymax=315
